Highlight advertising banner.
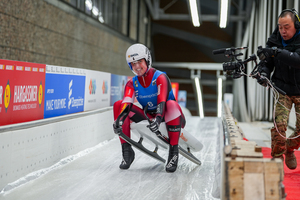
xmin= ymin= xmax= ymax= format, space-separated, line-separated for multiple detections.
xmin=171 ymin=82 xmax=179 ymax=101
xmin=44 ymin=65 xmax=85 ymax=118
xmin=178 ymin=90 xmax=187 ymax=108
xmin=0 ymin=59 xmax=46 ymax=126
xmin=110 ymin=74 xmax=128 ymax=106
xmin=84 ymin=69 xmax=111 ymax=111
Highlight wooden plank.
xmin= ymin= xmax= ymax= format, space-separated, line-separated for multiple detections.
xmin=264 ymin=159 xmax=284 ymax=199
xmin=225 ymin=158 xmax=244 ymax=200
xmin=243 ymin=158 xmax=266 ymax=200
xmin=255 ymin=146 xmax=262 ymax=152
xmin=231 ymin=140 xmax=264 ymax=158
xmin=264 ymin=159 xmax=284 ymax=177
xmin=234 ymin=145 xmax=263 ymax=158
xmin=234 ymin=140 xmax=257 ymax=146
xmin=236 ymin=149 xmax=263 ymax=158
xmin=244 ymin=159 xmax=264 ymax=173
xmin=264 ymin=174 xmax=281 ymax=200
xmin=244 ymin=173 xmax=265 ymax=200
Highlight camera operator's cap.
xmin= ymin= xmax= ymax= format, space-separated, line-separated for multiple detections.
xmin=125 ymin=43 xmax=152 ymax=75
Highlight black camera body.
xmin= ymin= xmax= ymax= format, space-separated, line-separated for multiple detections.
xmin=212 ymin=47 xmax=256 ymax=79
xmin=212 ymin=46 xmax=286 ymax=95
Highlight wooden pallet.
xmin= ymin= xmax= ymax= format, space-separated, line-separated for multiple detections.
xmin=223 ymin=104 xmax=285 ymax=200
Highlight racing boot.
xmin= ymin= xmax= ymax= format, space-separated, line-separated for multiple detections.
xmin=166 ymin=145 xmax=179 ymax=173
xmin=119 ymin=143 xmax=135 ymax=169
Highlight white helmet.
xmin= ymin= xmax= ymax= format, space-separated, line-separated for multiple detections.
xmin=126 ymin=43 xmax=152 ymax=75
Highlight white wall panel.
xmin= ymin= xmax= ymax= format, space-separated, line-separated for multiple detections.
xmin=0 ymin=108 xmax=114 ymax=191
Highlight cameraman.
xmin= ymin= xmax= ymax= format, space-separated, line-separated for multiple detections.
xmin=257 ymin=9 xmax=300 ymax=169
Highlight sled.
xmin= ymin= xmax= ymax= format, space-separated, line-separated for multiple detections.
xmin=115 ymin=105 xmax=202 ymax=165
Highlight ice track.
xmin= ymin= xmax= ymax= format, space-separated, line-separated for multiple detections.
xmin=0 ymin=117 xmax=220 ymax=200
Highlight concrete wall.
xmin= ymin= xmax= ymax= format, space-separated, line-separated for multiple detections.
xmin=0 ymin=0 xmax=149 ymax=76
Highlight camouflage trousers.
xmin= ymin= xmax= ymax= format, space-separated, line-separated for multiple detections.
xmin=271 ymin=93 xmax=300 ymax=157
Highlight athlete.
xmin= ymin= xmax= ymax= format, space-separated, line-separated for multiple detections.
xmin=113 ymin=43 xmax=186 ymax=173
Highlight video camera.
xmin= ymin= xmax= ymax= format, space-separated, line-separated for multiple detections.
xmin=212 ymin=47 xmax=257 ymax=79
xmin=212 ymin=46 xmax=286 ymax=95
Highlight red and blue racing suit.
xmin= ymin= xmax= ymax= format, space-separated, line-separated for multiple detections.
xmin=113 ymin=68 xmax=186 ymax=146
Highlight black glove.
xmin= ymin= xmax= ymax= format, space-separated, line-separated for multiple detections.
xmin=113 ymin=120 xmax=123 ymax=135
xmin=257 ymin=47 xmax=277 ymax=60
xmin=147 ymin=116 xmax=162 ymax=133
xmin=257 ymin=72 xmax=269 ymax=87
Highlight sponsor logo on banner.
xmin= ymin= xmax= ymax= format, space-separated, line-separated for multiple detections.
xmin=4 ymin=80 xmax=11 ymax=112
xmin=39 ymin=81 xmax=43 ymax=107
xmin=89 ymin=79 xmax=96 ymax=95
xmin=102 ymin=80 xmax=108 ymax=94
xmin=44 ymin=72 xmax=85 ymax=118
xmin=16 ymin=66 xmax=24 ymax=71
xmin=171 ymin=82 xmax=179 ymax=101
xmin=0 ymin=59 xmax=46 ymax=126
xmin=110 ymin=74 xmax=128 ymax=106
xmin=45 ymin=96 xmax=66 ymax=111
xmin=87 ymin=79 xmax=96 ymax=103
xmin=68 ymin=80 xmax=84 ymax=109
xmin=13 ymin=85 xmax=38 ymax=104
xmin=6 ymin=65 xmax=14 ymax=70
xmin=85 ymin=70 xmax=110 ymax=111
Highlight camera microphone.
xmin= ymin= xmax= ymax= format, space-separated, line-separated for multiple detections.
xmin=212 ymin=48 xmax=228 ymax=55
xmin=212 ymin=47 xmax=248 ymax=55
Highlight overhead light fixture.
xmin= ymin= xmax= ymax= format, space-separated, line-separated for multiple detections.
xmin=98 ymin=13 xmax=105 ymax=23
xmin=188 ymin=0 xmax=201 ymax=27
xmin=85 ymin=0 xmax=93 ymax=11
xmin=219 ymin=0 xmax=229 ymax=28
xmin=92 ymin=6 xmax=99 ymax=16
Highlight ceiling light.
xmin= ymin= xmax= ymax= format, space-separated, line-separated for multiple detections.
xmin=189 ymin=0 xmax=200 ymax=27
xmin=85 ymin=0 xmax=92 ymax=11
xmin=219 ymin=0 xmax=228 ymax=28
xmin=92 ymin=6 xmax=99 ymax=16
xmin=98 ymin=13 xmax=104 ymax=23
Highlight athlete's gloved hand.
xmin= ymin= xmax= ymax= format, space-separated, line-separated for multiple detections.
xmin=257 ymin=47 xmax=277 ymax=60
xmin=148 ymin=116 xmax=162 ymax=133
xmin=113 ymin=120 xmax=123 ymax=135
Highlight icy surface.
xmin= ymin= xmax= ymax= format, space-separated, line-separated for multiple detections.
xmin=0 ymin=117 xmax=220 ymax=200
